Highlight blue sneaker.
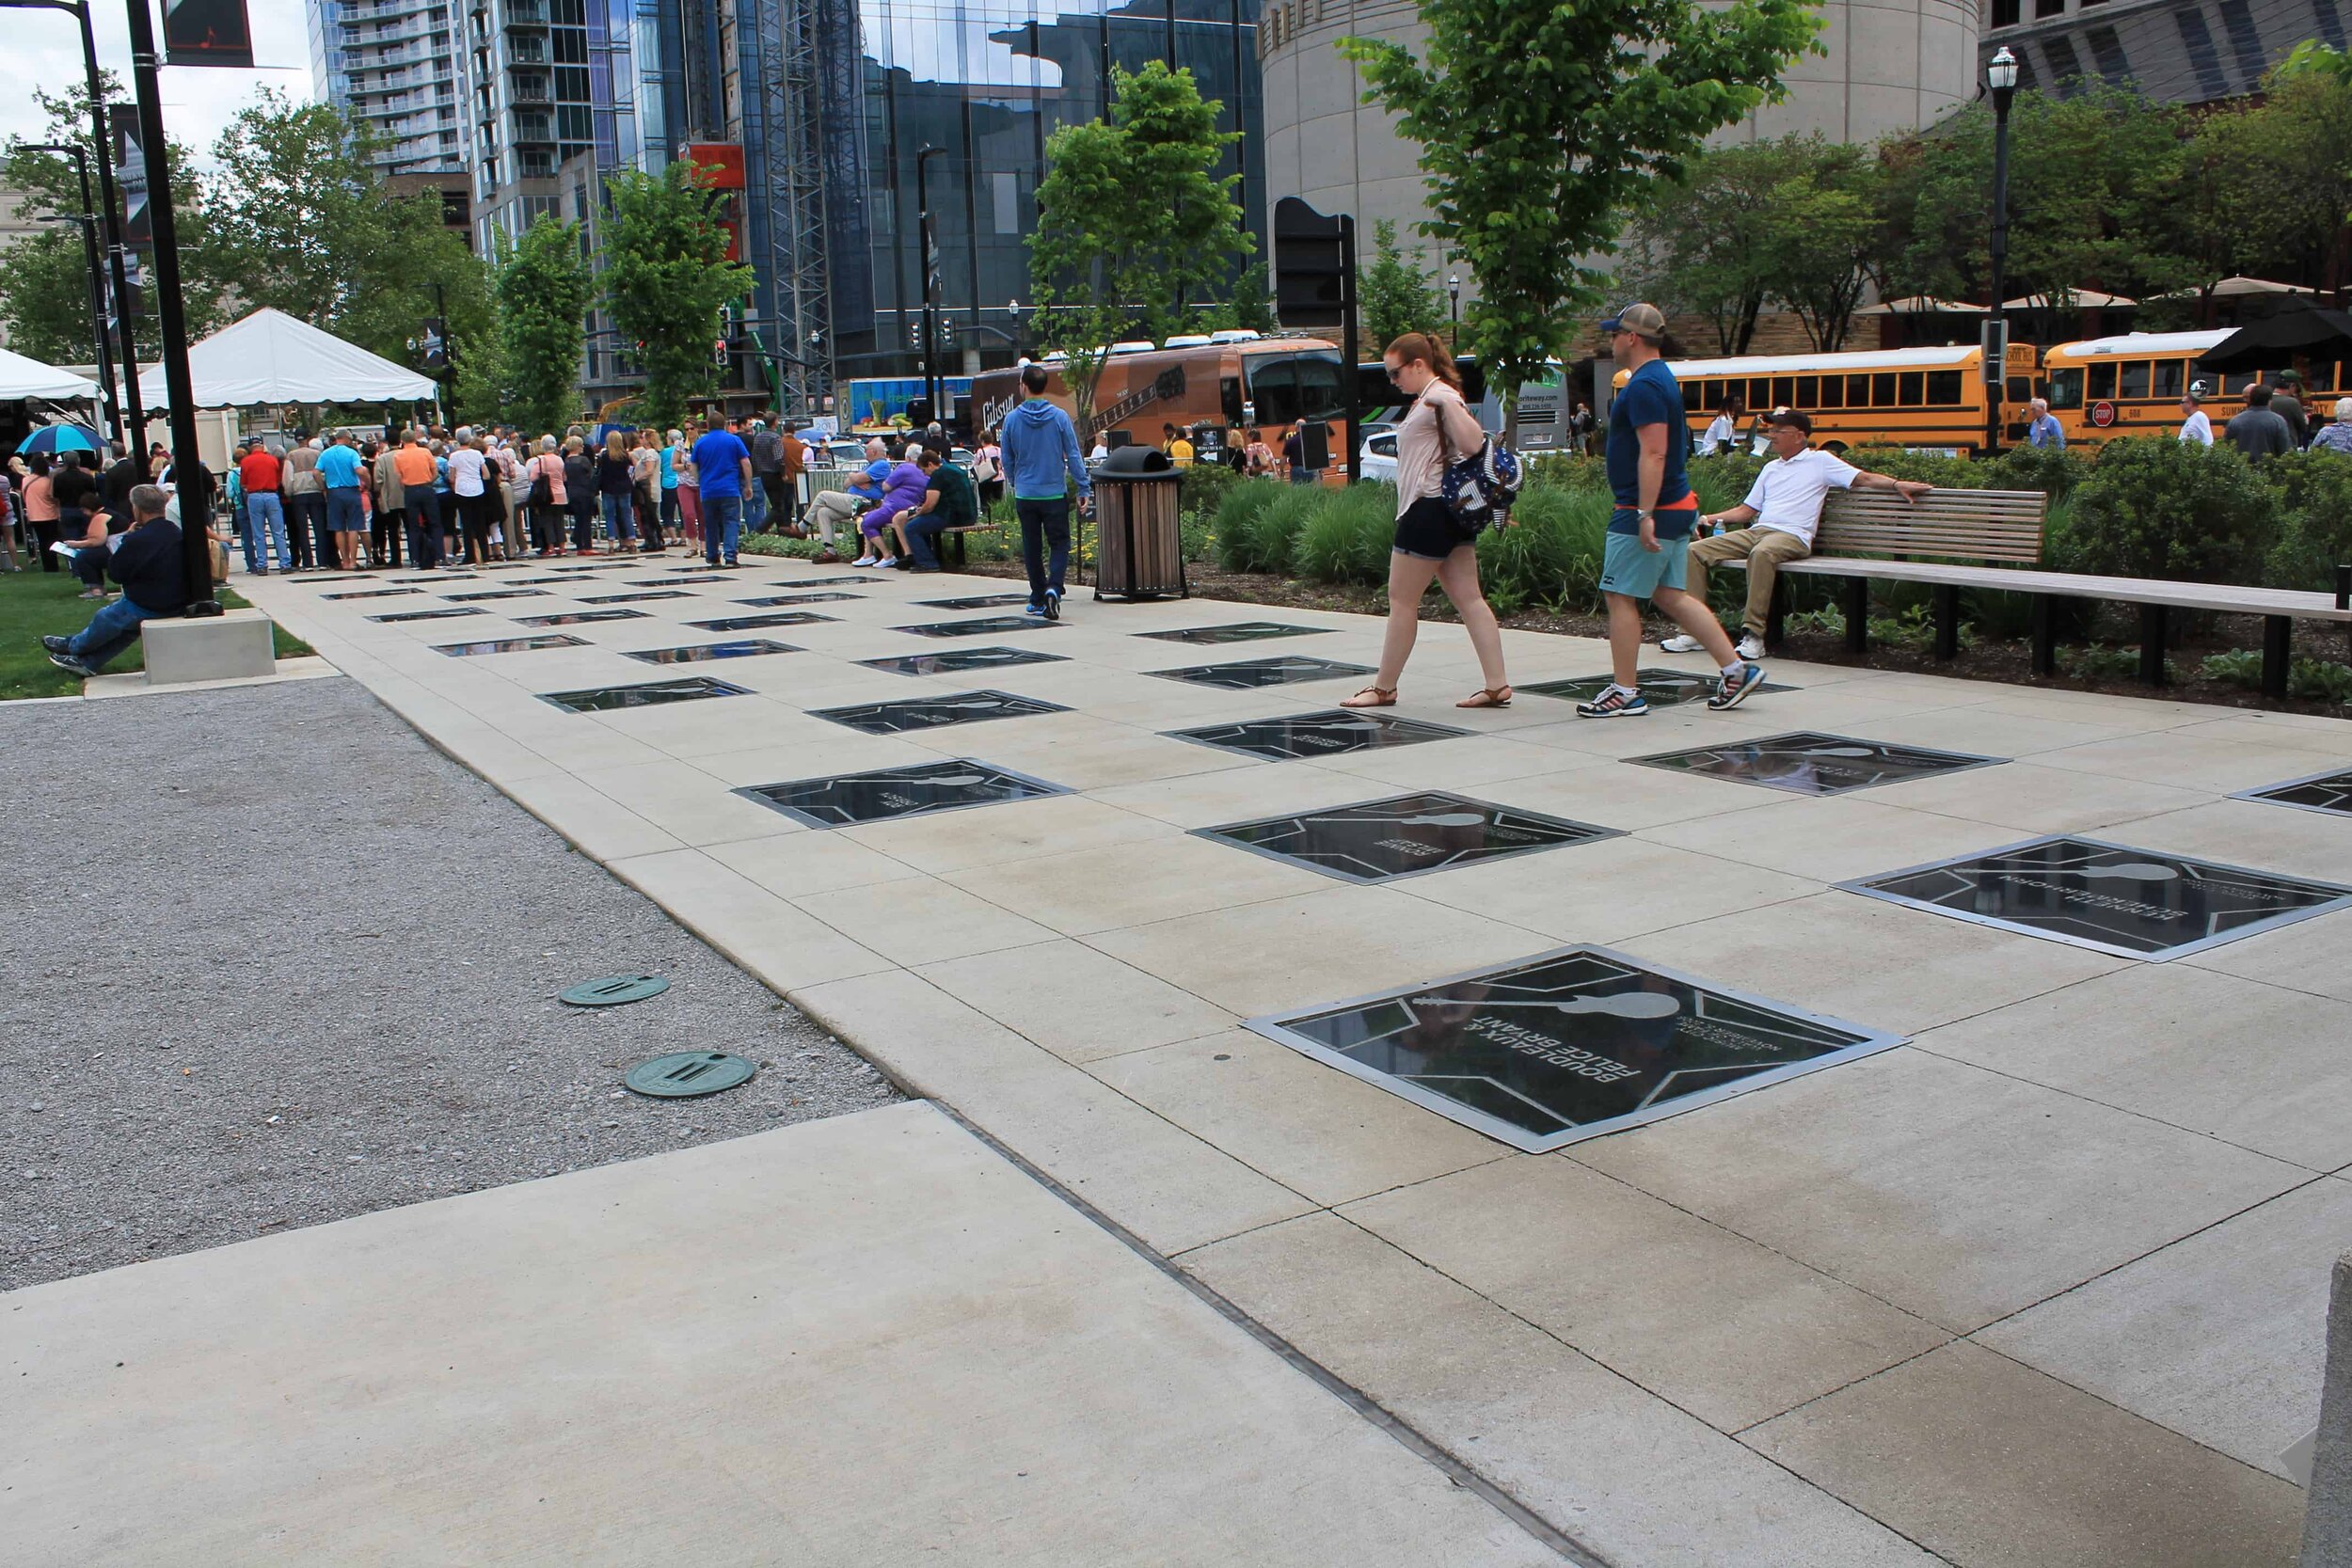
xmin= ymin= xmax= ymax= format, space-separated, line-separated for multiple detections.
xmin=1025 ymin=602 xmax=1048 ymax=619
xmin=1042 ymin=587 xmax=1061 ymax=621
xmin=1575 ymin=686 xmax=1649 ymax=719
xmin=1708 ymin=662 xmax=1764 ymax=710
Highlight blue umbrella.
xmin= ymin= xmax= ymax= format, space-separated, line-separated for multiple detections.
xmin=15 ymin=423 xmax=103 ymax=456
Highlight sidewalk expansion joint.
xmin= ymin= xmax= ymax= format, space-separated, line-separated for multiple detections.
xmin=930 ymin=1101 xmax=1618 ymax=1568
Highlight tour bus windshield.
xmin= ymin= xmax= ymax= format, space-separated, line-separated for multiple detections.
xmin=1247 ymin=352 xmax=1348 ymax=426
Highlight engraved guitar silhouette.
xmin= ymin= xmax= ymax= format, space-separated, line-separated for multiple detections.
xmin=2066 ymin=863 xmax=2180 ymax=881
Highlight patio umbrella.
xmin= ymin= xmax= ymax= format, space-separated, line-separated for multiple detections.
xmin=2195 ymin=305 xmax=2352 ymax=372
xmin=2000 ymin=290 xmax=2137 ymax=309
xmin=2143 ymin=276 xmax=2319 ymax=302
xmin=1853 ymin=296 xmax=1988 ymax=316
xmin=14 ymin=422 xmax=103 ymax=456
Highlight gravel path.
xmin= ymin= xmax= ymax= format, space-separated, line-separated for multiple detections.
xmin=0 ymin=676 xmax=896 ymax=1291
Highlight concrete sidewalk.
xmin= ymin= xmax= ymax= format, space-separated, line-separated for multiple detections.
xmin=6 ymin=1101 xmax=1554 ymax=1566
xmin=197 ymin=553 xmax=2349 ymax=1564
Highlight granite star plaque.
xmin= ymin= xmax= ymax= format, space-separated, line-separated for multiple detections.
xmin=1843 ymin=835 xmax=2352 ymax=959
xmin=322 ymin=587 xmax=420 ymax=599
xmin=538 ymin=676 xmax=754 ymax=714
xmin=917 ymin=593 xmax=1031 ymax=610
xmin=1248 ymin=944 xmax=1903 ymax=1151
xmin=1168 ymin=709 xmax=1470 ymax=761
xmin=442 ymin=588 xmax=551 ymax=601
xmin=738 ymin=758 xmax=1068 ymax=828
xmin=811 ymin=689 xmax=1069 ymax=736
xmin=434 ymin=634 xmax=591 ymax=657
xmin=893 ymin=616 xmax=1063 ymax=638
xmin=2235 ymin=768 xmax=2352 ymax=819
xmin=1629 ymin=731 xmax=2004 ymax=796
xmin=1199 ymin=790 xmax=1618 ymax=882
xmin=686 ymin=612 xmax=834 ymax=632
xmin=622 ymin=640 xmax=800 ymax=664
xmin=734 ymin=593 xmax=862 ymax=606
xmin=368 ymin=606 xmax=488 ymax=622
xmin=859 ymin=647 xmax=1069 ymax=676
xmin=1525 ymin=668 xmax=1795 ymax=707
xmin=580 ymin=590 xmax=692 ymax=604
xmin=1147 ymin=655 xmax=1376 ymax=689
xmin=516 ymin=609 xmax=652 ymax=626
xmin=1136 ymin=621 xmax=1329 ymax=644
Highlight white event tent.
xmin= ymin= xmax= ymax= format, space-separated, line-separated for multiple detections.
xmin=0 ymin=344 xmax=103 ymax=401
xmin=138 ymin=307 xmax=437 ymax=408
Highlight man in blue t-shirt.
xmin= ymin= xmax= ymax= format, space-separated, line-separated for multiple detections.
xmin=690 ymin=413 xmax=754 ymax=566
xmin=315 ymin=433 xmax=368 ymax=570
xmin=1580 ymin=302 xmax=1763 ymax=719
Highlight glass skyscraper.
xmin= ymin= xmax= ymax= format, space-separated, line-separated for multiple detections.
xmin=738 ymin=0 xmax=1265 ymax=390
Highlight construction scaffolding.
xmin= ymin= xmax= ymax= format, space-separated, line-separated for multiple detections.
xmin=742 ymin=0 xmax=834 ymax=418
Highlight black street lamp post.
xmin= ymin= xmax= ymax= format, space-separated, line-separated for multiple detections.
xmin=1983 ymin=45 xmax=2019 ymax=456
xmin=1448 ymin=272 xmax=1460 ymax=347
xmin=24 ymin=141 xmax=122 ymax=445
xmin=915 ymin=146 xmax=946 ymax=428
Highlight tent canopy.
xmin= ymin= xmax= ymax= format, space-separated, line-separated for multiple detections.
xmin=1854 ymin=295 xmax=1986 ymax=316
xmin=2002 ymin=289 xmax=2137 ymax=309
xmin=0 ymin=344 xmax=102 ymax=401
xmin=2196 ymin=306 xmax=2352 ymax=372
xmin=138 ymin=307 xmax=437 ymax=408
xmin=2144 ymin=276 xmax=2320 ymax=302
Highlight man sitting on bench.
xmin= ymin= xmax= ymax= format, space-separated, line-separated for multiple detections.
xmin=1664 ymin=408 xmax=1932 ymax=660
xmin=42 ymin=484 xmax=184 ymax=677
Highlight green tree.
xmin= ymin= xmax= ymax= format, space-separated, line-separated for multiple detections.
xmin=1340 ymin=0 xmax=1818 ymax=437
xmin=449 ymin=327 xmax=518 ymax=430
xmin=1359 ymin=219 xmax=1444 ymax=350
xmin=1623 ymin=138 xmax=1810 ymax=354
xmin=0 ymin=80 xmax=229 ymax=363
xmin=201 ymin=89 xmax=490 ymax=368
xmin=1876 ymin=88 xmax=2184 ymax=340
xmin=495 ymin=215 xmax=595 ymax=435
xmin=1030 ymin=61 xmax=1250 ymax=435
xmin=598 ymin=161 xmax=754 ymax=429
xmin=2171 ymin=68 xmax=2352 ymax=310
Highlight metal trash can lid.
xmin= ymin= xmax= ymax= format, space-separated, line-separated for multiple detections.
xmin=1095 ymin=445 xmax=1178 ymax=480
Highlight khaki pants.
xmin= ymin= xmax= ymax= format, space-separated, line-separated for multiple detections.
xmin=1687 ymin=527 xmax=1813 ymax=637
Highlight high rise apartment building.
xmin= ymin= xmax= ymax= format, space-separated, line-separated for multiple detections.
xmin=308 ymin=0 xmax=469 ymax=178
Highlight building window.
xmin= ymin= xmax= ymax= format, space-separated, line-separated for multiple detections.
xmin=2034 ymin=0 xmax=2063 ymax=18
xmin=2175 ymin=8 xmax=2230 ymax=97
xmin=2085 ymin=24 xmax=2129 ymax=81
xmin=2217 ymin=0 xmax=2269 ymax=86
xmin=2042 ymin=34 xmax=2085 ymax=93
xmin=992 ymin=171 xmax=1019 ymax=235
xmin=1991 ymin=0 xmax=2019 ymax=25
xmin=2317 ymin=0 xmax=2348 ymax=50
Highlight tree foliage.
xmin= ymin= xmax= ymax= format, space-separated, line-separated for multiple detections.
xmin=0 ymin=80 xmax=228 ymax=363
xmin=1340 ymin=0 xmax=1819 ymax=424
xmin=598 ymin=161 xmax=755 ymax=429
xmin=496 ymin=215 xmax=595 ymax=435
xmin=1359 ymin=219 xmax=1444 ymax=350
xmin=1030 ymin=61 xmax=1250 ymax=434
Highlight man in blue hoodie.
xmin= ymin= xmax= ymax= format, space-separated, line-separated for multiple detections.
xmin=996 ymin=363 xmax=1091 ymax=619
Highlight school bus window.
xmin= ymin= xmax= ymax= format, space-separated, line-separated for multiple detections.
xmin=1683 ymin=382 xmax=1703 ymax=412
xmin=1769 ymin=375 xmax=1791 ymax=407
xmin=2046 ymin=368 xmax=2084 ymax=408
xmin=1926 ymin=371 xmax=1963 ymax=404
xmin=2152 ymin=360 xmax=2183 ymax=398
xmin=1899 ymin=372 xmax=1924 ymax=404
xmin=2119 ymin=361 xmax=2149 ymax=400
xmin=2088 ymin=362 xmax=2117 ymax=400
xmin=1849 ymin=374 xmax=1873 ymax=407
xmin=2007 ymin=374 xmax=2031 ymax=404
xmin=1873 ymin=372 xmax=1897 ymax=405
xmin=1795 ymin=375 xmax=1819 ymax=407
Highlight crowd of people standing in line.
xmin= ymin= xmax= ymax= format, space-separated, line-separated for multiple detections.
xmin=220 ymin=412 xmax=817 ymax=574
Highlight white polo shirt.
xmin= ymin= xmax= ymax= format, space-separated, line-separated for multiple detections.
xmin=1739 ymin=448 xmax=1860 ymax=546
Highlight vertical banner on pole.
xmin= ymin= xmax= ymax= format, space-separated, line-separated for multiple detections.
xmin=111 ymin=105 xmax=151 ymax=248
xmin=163 ymin=0 xmax=254 ymax=66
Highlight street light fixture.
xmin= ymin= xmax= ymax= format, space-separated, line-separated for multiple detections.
xmin=0 ymin=0 xmax=144 ymax=451
xmin=914 ymin=145 xmax=946 ymax=426
xmin=1983 ymin=45 xmax=2019 ymax=455
xmin=24 ymin=141 xmax=121 ymax=444
xmin=1447 ymin=273 xmax=1460 ymax=345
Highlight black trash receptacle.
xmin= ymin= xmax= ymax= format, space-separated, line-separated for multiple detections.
xmin=1090 ymin=444 xmax=1188 ymax=602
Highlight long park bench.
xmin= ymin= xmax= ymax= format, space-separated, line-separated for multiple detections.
xmin=1734 ymin=486 xmax=2352 ymax=698
xmin=806 ymin=466 xmax=1000 ymax=564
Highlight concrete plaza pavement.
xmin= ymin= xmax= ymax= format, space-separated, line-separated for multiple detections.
xmin=57 ymin=548 xmax=2352 ymax=1564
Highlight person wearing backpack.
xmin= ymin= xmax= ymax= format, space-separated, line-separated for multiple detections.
xmin=1340 ymin=332 xmax=1515 ymax=710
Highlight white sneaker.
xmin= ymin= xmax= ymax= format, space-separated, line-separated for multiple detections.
xmin=851 ymin=554 xmax=878 ymax=567
xmin=1660 ymin=633 xmax=1706 ymax=653
xmin=874 ymin=555 xmax=898 ymax=569
xmin=1736 ymin=632 xmax=1767 ymax=661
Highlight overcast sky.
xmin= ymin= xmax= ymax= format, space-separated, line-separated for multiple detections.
xmin=3 ymin=0 xmax=314 ymax=166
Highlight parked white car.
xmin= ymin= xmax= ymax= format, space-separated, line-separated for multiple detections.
xmin=1359 ymin=428 xmax=1399 ymax=483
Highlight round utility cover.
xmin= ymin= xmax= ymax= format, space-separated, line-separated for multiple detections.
xmin=561 ymin=974 xmax=671 ymax=1007
xmin=626 ymin=1052 xmax=757 ymax=1099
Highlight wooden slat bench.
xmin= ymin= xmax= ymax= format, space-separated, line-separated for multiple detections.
xmin=1729 ymin=485 xmax=2352 ymax=697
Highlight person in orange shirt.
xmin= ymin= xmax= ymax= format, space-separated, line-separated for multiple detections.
xmin=390 ymin=429 xmax=444 ymax=568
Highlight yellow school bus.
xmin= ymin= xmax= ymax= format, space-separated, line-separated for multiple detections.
xmin=1617 ymin=341 xmax=2041 ymax=454
xmin=2039 ymin=328 xmax=2346 ymax=445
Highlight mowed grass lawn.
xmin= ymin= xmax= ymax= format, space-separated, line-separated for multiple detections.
xmin=0 ymin=560 xmax=311 ymax=700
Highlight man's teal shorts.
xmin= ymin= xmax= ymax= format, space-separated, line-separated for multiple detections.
xmin=1599 ymin=528 xmax=1690 ymax=600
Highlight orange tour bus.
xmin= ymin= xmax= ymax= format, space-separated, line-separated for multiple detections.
xmin=968 ymin=332 xmax=1350 ymax=457
xmin=1618 ymin=340 xmax=2042 ymax=454
xmin=2039 ymin=328 xmax=2346 ymax=445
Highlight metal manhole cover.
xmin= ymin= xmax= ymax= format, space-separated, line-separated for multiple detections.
xmin=626 ymin=1052 xmax=757 ymax=1098
xmin=560 ymin=974 xmax=671 ymax=1007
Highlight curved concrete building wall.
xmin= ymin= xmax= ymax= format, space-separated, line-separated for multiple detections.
xmin=1258 ymin=0 xmax=1979 ymax=279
